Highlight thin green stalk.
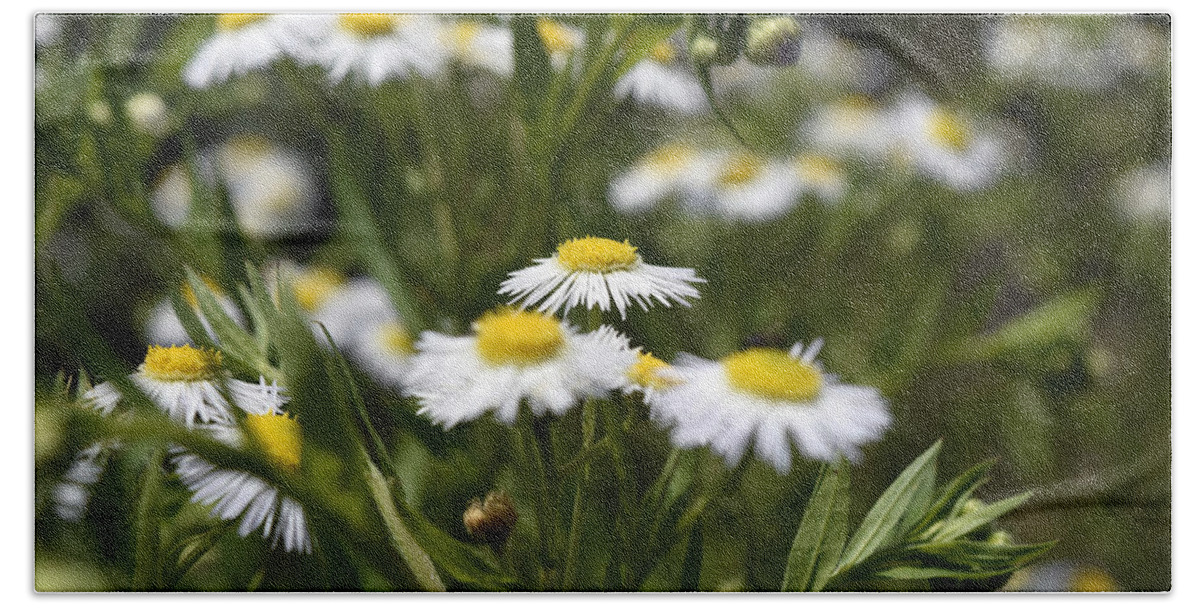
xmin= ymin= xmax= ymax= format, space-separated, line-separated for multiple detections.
xmin=362 ymin=453 xmax=446 ymax=592
xmin=516 ymin=407 xmax=555 ymax=589
xmin=561 ymin=306 xmax=606 ymax=589
xmin=131 ymin=447 xmax=165 ymax=591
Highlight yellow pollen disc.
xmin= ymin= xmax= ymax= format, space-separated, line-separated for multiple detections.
xmin=339 ymin=13 xmax=400 ymax=38
xmin=446 ymin=21 xmax=482 ymax=51
xmin=1069 ymin=568 xmax=1119 ymax=592
xmin=795 ymin=154 xmax=841 ymax=184
xmin=536 ymin=18 xmax=576 ymax=54
xmin=141 ymin=345 xmax=223 ymax=382
xmin=926 ymin=108 xmax=971 ymax=152
xmin=217 ymin=13 xmax=267 ymax=30
xmin=722 ymin=348 xmax=823 ymax=401
xmin=644 ymin=144 xmax=694 ymax=173
xmin=292 ymin=267 xmax=345 ymax=312
xmin=718 ymin=154 xmax=764 ymax=186
xmin=475 ymin=308 xmax=565 ymax=366
xmin=650 ymin=41 xmax=676 ymax=63
xmin=628 ymin=352 xmax=675 ymax=390
xmin=556 ymin=236 xmax=640 ymax=273
xmin=379 ymin=321 xmax=415 ymax=356
xmin=245 ymin=413 xmax=302 ymax=472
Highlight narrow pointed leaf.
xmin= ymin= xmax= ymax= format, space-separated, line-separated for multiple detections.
xmin=928 ymin=492 xmax=1033 ymax=543
xmin=782 ymin=461 xmax=851 ymax=591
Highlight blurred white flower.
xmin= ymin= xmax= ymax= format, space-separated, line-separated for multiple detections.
xmin=790 ymin=153 xmax=849 ymax=204
xmin=35 ymin=14 xmax=62 ymax=47
xmin=53 ymin=443 xmax=108 ymax=521
xmin=124 ymin=92 xmax=169 ymax=136
xmin=985 ymin=16 xmax=1167 ymax=90
xmin=500 ymin=236 xmax=705 ymax=319
xmin=608 ymin=143 xmax=716 ymax=213
xmin=800 ymin=95 xmax=892 ymax=164
xmin=614 ymin=39 xmax=708 ymax=115
xmin=649 ymin=340 xmax=891 ymax=472
xmin=440 ymin=18 xmax=514 ymax=77
xmin=183 ymin=14 xmax=297 ymax=88
xmin=687 ymin=152 xmax=803 ymax=221
xmin=173 ymin=402 xmax=312 ymax=553
xmin=149 ymin=135 xmax=321 ymax=239
xmin=885 ymin=92 xmax=1009 ymax=192
xmin=286 ymin=13 xmax=449 ymax=85
xmin=1113 ymin=163 xmax=1170 ymax=219
xmin=536 ymin=18 xmax=584 ymax=70
xmin=404 ymin=309 xmax=636 ymax=428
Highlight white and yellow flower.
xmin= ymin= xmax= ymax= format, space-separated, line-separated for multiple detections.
xmin=649 ymin=340 xmax=891 ymax=472
xmin=790 ymin=153 xmax=849 ymax=204
xmin=800 ymin=95 xmax=893 ymax=164
xmin=614 ymin=38 xmax=708 ymax=115
xmin=173 ymin=410 xmax=312 ymax=553
xmin=440 ymin=18 xmax=514 ymax=77
xmin=404 ymin=308 xmax=636 ymax=428
xmin=885 ymin=92 xmax=1008 ymax=192
xmin=623 ymin=350 xmax=679 ymax=398
xmin=183 ymin=14 xmax=292 ymax=88
xmin=85 ymin=345 xmax=284 ymax=428
xmin=149 ymin=135 xmax=321 ymax=239
xmin=499 ymin=236 xmax=705 ymax=319
xmin=288 ymin=13 xmax=449 ymax=85
xmin=608 ymin=143 xmax=716 ymax=213
xmin=688 ymin=152 xmax=803 ymax=221
xmin=536 ymin=18 xmax=584 ymax=70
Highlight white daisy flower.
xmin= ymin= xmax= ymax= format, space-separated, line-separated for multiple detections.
xmin=173 ymin=409 xmax=312 ymax=553
xmin=688 ymin=152 xmax=803 ymax=221
xmin=790 ymin=153 xmax=849 ymax=204
xmin=499 ymin=236 xmax=705 ymax=319
xmin=800 ymin=95 xmax=893 ymax=164
xmin=183 ymin=14 xmax=291 ymax=88
xmin=53 ymin=443 xmax=108 ymax=521
xmin=85 ymin=345 xmax=284 ymax=428
xmin=614 ymin=39 xmax=708 ymax=115
xmin=289 ymin=13 xmax=449 ymax=85
xmin=145 ymin=278 xmax=247 ymax=347
xmin=608 ymin=143 xmax=716 ymax=213
xmin=536 ymin=18 xmax=584 ymax=71
xmin=440 ymin=18 xmax=514 ymax=77
xmin=306 ymin=278 xmax=395 ymax=352
xmin=149 ymin=135 xmax=321 ymax=239
xmin=622 ymin=350 xmax=680 ymax=399
xmin=885 ymin=93 xmax=1009 ymax=192
xmin=649 ymin=340 xmax=892 ymax=472
xmin=404 ymin=308 xmax=637 ymax=428
xmin=1113 ymin=162 xmax=1170 ymax=220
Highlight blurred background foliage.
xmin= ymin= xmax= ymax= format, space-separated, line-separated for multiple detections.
xmin=34 ymin=13 xmax=1169 ymax=591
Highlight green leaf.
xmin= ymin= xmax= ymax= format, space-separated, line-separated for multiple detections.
xmin=183 ymin=270 xmax=261 ymax=373
xmin=167 ymin=290 xmax=219 ymax=352
xmin=911 ymin=539 xmax=1056 ymax=574
xmin=511 ymin=15 xmax=553 ymax=125
xmin=782 ymin=460 xmax=850 ymax=592
xmin=838 ymin=441 xmax=942 ymax=571
xmin=679 ymin=521 xmax=705 ymax=591
xmin=927 ymin=492 xmax=1033 ymax=543
xmin=362 ymin=456 xmax=447 ymax=592
xmin=908 ymin=459 xmax=994 ymax=540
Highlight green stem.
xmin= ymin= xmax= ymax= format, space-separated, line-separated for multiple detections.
xmin=561 ymin=307 xmax=606 ymax=589
xmin=131 ymin=447 xmax=165 ymax=591
xmin=516 ymin=407 xmax=556 ymax=589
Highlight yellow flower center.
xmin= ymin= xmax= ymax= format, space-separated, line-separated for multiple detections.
xmin=926 ymin=108 xmax=971 ymax=152
xmin=141 ymin=345 xmax=224 ymax=382
xmin=718 ymin=154 xmax=764 ymax=186
xmin=650 ymin=41 xmax=676 ymax=63
xmin=628 ymin=351 xmax=675 ymax=390
xmin=446 ymin=21 xmax=481 ymax=51
xmin=378 ymin=321 xmax=415 ymax=356
xmin=217 ymin=13 xmax=267 ymax=31
xmin=644 ymin=144 xmax=695 ymax=174
xmin=722 ymin=348 xmax=823 ymax=401
xmin=537 ymin=18 xmax=577 ymax=54
xmin=338 ymin=13 xmax=401 ymax=38
xmin=556 ymin=236 xmax=640 ymax=273
xmin=1069 ymin=568 xmax=1119 ymax=592
xmin=244 ymin=413 xmax=302 ymax=472
xmin=292 ymin=267 xmax=345 ymax=312
xmin=795 ymin=154 xmax=842 ymax=185
xmin=475 ymin=309 xmax=565 ymax=366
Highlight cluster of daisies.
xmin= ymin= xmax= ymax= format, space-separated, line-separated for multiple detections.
xmin=610 ymin=89 xmax=1017 ymax=222
xmin=70 ymin=236 xmax=891 ymax=554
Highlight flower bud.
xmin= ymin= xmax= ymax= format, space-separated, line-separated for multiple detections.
xmin=690 ymin=15 xmax=746 ymax=66
xmin=124 ymin=92 xmax=169 ymax=136
xmin=986 ymin=530 xmax=1014 ymax=546
xmin=689 ymin=35 xmax=720 ymax=65
xmin=744 ymin=17 xmax=802 ymax=66
xmin=87 ymin=101 xmax=113 ymax=126
xmin=463 ymin=491 xmax=518 ymax=548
